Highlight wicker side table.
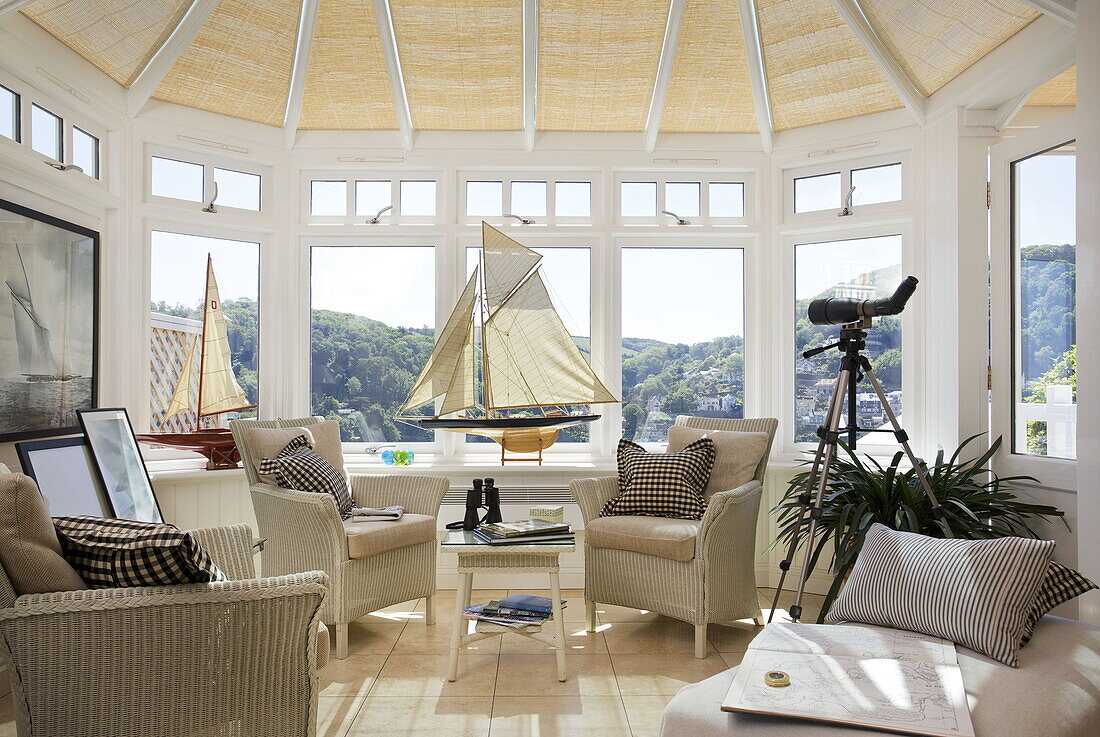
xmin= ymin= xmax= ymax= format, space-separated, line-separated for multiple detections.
xmin=441 ymin=530 xmax=575 ymax=682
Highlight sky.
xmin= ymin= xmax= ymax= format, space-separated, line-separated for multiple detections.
xmin=150 ymin=231 xmax=259 ymax=307
xmin=1017 ymin=148 xmax=1075 ymax=247
xmin=795 ymin=235 xmax=903 ymax=301
xmin=312 ymin=246 xmax=436 ymax=328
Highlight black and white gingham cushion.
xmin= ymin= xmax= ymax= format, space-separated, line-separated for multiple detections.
xmin=600 ymin=438 xmax=715 ymax=520
xmin=53 ymin=516 xmax=226 ymax=589
xmin=1021 ymin=561 xmax=1097 ymax=645
xmin=258 ymin=434 xmax=354 ymax=519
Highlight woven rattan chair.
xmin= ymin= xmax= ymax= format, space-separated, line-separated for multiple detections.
xmin=573 ymin=415 xmax=778 ymax=658
xmin=230 ymin=416 xmax=448 ymax=659
xmin=0 ymin=522 xmax=328 ymax=737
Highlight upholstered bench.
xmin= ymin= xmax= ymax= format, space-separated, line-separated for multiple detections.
xmin=659 ymin=616 xmax=1100 ymax=737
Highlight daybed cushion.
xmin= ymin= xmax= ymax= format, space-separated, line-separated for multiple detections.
xmin=0 ymin=473 xmax=87 ymax=595
xmin=659 ymin=616 xmax=1100 ymax=737
xmin=667 ymin=426 xmax=770 ymax=498
xmin=586 ymin=515 xmax=701 ymax=562
xmin=243 ymin=421 xmax=346 ymax=485
xmin=343 ymin=514 xmax=436 ymax=559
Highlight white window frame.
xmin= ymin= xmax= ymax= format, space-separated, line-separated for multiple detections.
xmin=457 ymin=169 xmax=603 ymax=227
xmin=613 ymin=170 xmax=758 ymax=229
xmin=145 ymin=143 xmax=271 ymax=218
xmin=782 ymin=151 xmax=909 ymax=227
xmin=299 ymin=169 xmax=442 ymax=226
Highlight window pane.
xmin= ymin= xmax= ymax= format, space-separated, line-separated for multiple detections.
xmin=511 ymin=181 xmax=547 ymax=217
xmin=794 ymin=235 xmax=903 ymax=444
xmin=311 ymin=246 xmax=435 ymax=443
xmin=466 ymin=246 xmax=592 ymax=443
xmin=151 ymin=156 xmax=204 ymax=202
xmin=0 ymin=85 xmax=17 ymax=141
xmin=1013 ymin=143 xmax=1076 ymax=459
xmin=72 ymin=127 xmax=98 ymax=179
xmin=555 ymin=181 xmax=591 ymax=217
xmin=665 ymin=182 xmax=700 ymax=218
xmin=30 ymin=104 xmax=61 ymax=160
xmin=851 ymin=163 xmax=901 ymax=206
xmin=466 ymin=181 xmax=502 ymax=217
xmin=709 ymin=182 xmax=745 ymax=218
xmin=621 ymin=182 xmax=657 ymax=217
xmin=621 ymin=248 xmax=745 ymax=444
xmin=213 ymin=167 xmax=260 ymax=210
xmin=149 ymin=231 xmax=259 ymax=431
xmin=400 ymin=180 xmax=436 ymax=216
xmin=311 ymin=180 xmax=347 ymax=216
xmin=794 ymin=172 xmax=840 ymax=213
xmin=355 ymin=180 xmax=392 ymax=216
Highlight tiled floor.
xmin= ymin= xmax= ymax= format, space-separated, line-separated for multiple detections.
xmin=0 ymin=587 xmax=824 ymax=737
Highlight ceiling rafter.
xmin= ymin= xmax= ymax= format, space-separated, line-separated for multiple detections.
xmin=0 ymin=1 xmax=33 ymax=17
xmin=522 ymin=0 xmax=537 ymax=151
xmin=126 ymin=0 xmax=220 ymax=117
xmin=737 ymin=0 xmax=772 ymax=154
xmin=993 ymin=91 xmax=1030 ymax=131
xmin=1018 ymin=0 xmax=1076 ymax=27
xmin=373 ymin=0 xmax=413 ymax=151
xmin=283 ymin=0 xmax=319 ymax=150
xmin=643 ymin=0 xmax=686 ymax=154
xmin=830 ymin=0 xmax=925 ymax=125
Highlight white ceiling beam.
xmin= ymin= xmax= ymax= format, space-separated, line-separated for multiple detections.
xmin=993 ymin=91 xmax=1030 ymax=131
xmin=283 ymin=0 xmax=319 ymax=150
xmin=1018 ymin=0 xmax=1076 ymax=27
xmin=0 ymin=1 xmax=34 ymax=17
xmin=127 ymin=0 xmax=220 ymax=117
xmin=522 ymin=0 xmax=538 ymax=152
xmin=643 ymin=0 xmax=686 ymax=154
xmin=830 ymin=0 xmax=925 ymax=126
xmin=373 ymin=0 xmax=413 ymax=151
xmin=738 ymin=0 xmax=773 ymax=154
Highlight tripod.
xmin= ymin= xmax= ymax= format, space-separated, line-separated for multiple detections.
xmin=768 ymin=318 xmax=953 ymax=623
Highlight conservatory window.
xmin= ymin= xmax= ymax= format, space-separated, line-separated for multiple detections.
xmin=555 ymin=182 xmax=591 ymax=217
xmin=793 ymin=235 xmax=903 ymax=444
xmin=466 ymin=181 xmax=503 ymax=217
xmin=793 ymin=172 xmax=840 ymax=214
xmin=709 ymin=182 xmax=745 ymax=218
xmin=851 ymin=163 xmax=902 ymax=206
xmin=72 ymin=127 xmax=99 ymax=179
xmin=621 ymin=247 xmax=746 ymax=445
xmin=665 ymin=182 xmax=701 ymax=218
xmin=311 ymin=180 xmax=347 ymax=216
xmin=621 ymin=182 xmax=658 ymax=217
xmin=151 ymin=157 xmax=205 ymax=202
xmin=310 ymin=245 xmax=436 ymax=443
xmin=213 ymin=167 xmax=261 ymax=211
xmin=399 ymin=180 xmax=436 ymax=216
xmin=0 ymin=85 xmax=18 ymax=142
xmin=30 ymin=104 xmax=62 ymax=160
xmin=355 ymin=180 xmax=391 ymax=216
xmin=149 ymin=231 xmax=260 ymax=432
xmin=510 ymin=181 xmax=547 ymax=217
xmin=1012 ymin=142 xmax=1076 ymax=460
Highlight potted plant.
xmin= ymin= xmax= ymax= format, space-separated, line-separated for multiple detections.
xmin=769 ymin=434 xmax=1066 ymax=622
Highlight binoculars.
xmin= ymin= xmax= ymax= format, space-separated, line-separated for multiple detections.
xmin=446 ymin=478 xmax=503 ymax=531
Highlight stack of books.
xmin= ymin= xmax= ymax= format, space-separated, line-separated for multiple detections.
xmin=463 ymin=594 xmax=563 ymax=628
xmin=472 ymin=519 xmax=575 ymax=545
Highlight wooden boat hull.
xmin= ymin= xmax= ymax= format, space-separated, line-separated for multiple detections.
xmin=412 ymin=415 xmax=600 ymax=463
xmin=134 ymin=429 xmax=240 ymax=470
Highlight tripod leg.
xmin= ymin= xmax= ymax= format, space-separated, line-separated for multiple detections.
xmin=767 ymin=370 xmax=846 ymax=623
xmin=862 ymin=365 xmax=954 ymax=538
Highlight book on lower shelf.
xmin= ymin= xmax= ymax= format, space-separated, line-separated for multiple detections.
xmin=471 ymin=528 xmax=575 ymax=545
xmin=721 ymin=622 xmax=974 ymax=737
xmin=463 ymin=594 xmax=567 ymax=628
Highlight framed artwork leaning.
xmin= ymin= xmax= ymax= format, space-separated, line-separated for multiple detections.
xmin=15 ymin=436 xmax=112 ymax=517
xmin=78 ymin=408 xmax=163 ymax=523
xmin=0 ymin=199 xmax=99 ymax=441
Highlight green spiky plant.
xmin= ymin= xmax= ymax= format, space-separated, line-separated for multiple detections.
xmin=769 ymin=434 xmax=1066 ymax=623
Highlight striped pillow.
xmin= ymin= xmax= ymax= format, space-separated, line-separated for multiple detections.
xmin=825 ymin=523 xmax=1054 ymax=667
xmin=1021 ymin=561 xmax=1097 ymax=645
xmin=600 ymin=438 xmax=715 ymax=520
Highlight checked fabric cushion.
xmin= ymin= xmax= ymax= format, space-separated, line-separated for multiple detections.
xmin=259 ymin=434 xmax=354 ymax=519
xmin=53 ymin=516 xmax=226 ymax=589
xmin=1021 ymin=561 xmax=1097 ymax=645
xmin=600 ymin=438 xmax=716 ymax=520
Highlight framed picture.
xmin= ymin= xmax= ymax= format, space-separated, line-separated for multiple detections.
xmin=15 ymin=436 xmax=112 ymax=517
xmin=78 ymin=408 xmax=163 ymax=523
xmin=0 ymin=199 xmax=99 ymax=442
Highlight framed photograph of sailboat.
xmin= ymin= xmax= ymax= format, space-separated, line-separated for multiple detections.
xmin=0 ymin=199 xmax=98 ymax=442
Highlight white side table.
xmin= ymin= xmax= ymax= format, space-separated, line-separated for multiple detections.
xmin=441 ymin=530 xmax=575 ymax=682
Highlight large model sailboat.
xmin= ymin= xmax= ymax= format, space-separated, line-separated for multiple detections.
xmin=136 ymin=255 xmax=255 ymax=470
xmin=399 ymin=223 xmax=619 ymax=463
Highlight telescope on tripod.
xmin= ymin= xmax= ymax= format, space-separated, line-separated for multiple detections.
xmin=769 ymin=276 xmax=953 ymax=623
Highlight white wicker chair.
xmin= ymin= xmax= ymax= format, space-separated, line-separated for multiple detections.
xmin=573 ymin=415 xmax=778 ymax=658
xmin=230 ymin=416 xmax=448 ymax=659
xmin=0 ymin=522 xmax=328 ymax=737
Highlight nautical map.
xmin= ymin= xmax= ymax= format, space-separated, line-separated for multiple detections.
xmin=722 ymin=624 xmax=975 ymax=737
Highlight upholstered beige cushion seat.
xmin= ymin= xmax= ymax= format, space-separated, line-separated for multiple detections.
xmin=586 ymin=515 xmax=701 ymax=562
xmin=343 ymin=514 xmax=437 ymax=559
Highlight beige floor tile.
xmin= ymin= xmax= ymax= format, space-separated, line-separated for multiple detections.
xmin=317 ymin=697 xmax=363 ymax=737
xmin=621 ymin=695 xmax=674 ymax=737
xmin=370 ymin=653 xmax=498 ymax=698
xmin=610 ymin=652 xmax=729 ymax=696
xmin=345 ymin=696 xmax=492 ymax=737
xmin=319 ymin=655 xmax=388 ymax=697
xmin=363 ymin=598 xmax=426 ymax=624
xmin=495 ymin=652 xmax=619 ymax=696
xmin=707 ymin=622 xmax=761 ymax=653
xmin=601 ymin=621 xmax=715 ymax=656
xmin=720 ymin=651 xmax=744 ymax=668
xmin=595 ymin=603 xmax=673 ymax=624
xmin=392 ymin=618 xmax=501 ymax=655
xmin=757 ymin=588 xmax=826 ymax=623
xmin=490 ymin=696 xmax=631 ymax=737
xmin=499 ymin=626 xmax=608 ymax=654
xmin=345 ymin=620 xmax=406 ymax=655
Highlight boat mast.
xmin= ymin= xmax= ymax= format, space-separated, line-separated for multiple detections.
xmin=194 ymin=254 xmax=211 ymax=433
xmin=479 ymin=248 xmax=493 ymax=418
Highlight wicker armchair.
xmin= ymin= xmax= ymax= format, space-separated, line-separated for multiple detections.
xmin=230 ymin=416 xmax=448 ymax=659
xmin=573 ymin=416 xmax=778 ymax=658
xmin=0 ymin=522 xmax=328 ymax=737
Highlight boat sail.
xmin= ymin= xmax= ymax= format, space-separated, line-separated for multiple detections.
xmin=5 ymin=244 xmax=74 ymax=381
xmin=399 ymin=223 xmax=619 ymax=463
xmin=136 ymin=255 xmax=254 ymax=470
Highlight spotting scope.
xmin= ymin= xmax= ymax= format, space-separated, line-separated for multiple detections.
xmin=807 ymin=276 xmax=918 ymax=327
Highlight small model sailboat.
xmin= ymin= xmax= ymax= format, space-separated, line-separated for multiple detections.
xmin=136 ymin=255 xmax=255 ymax=470
xmin=398 ymin=223 xmax=619 ymax=463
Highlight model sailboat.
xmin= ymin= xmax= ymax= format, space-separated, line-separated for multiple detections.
xmin=399 ymin=223 xmax=619 ymax=463
xmin=136 ymin=255 xmax=254 ymax=470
